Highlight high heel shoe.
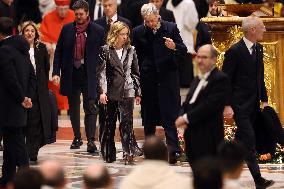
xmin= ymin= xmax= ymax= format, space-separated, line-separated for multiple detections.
xmin=123 ymin=154 xmax=134 ymax=165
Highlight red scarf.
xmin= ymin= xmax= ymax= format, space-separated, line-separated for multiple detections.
xmin=74 ymin=17 xmax=90 ymax=60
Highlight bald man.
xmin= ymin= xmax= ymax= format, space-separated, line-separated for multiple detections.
xmin=222 ymin=16 xmax=274 ymax=188
xmin=83 ymin=164 xmax=112 ymax=189
xmin=176 ymin=44 xmax=230 ymax=164
xmin=39 ymin=161 xmax=66 ymax=189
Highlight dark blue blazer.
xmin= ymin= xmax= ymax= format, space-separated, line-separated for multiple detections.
xmin=53 ymin=21 xmax=105 ymax=99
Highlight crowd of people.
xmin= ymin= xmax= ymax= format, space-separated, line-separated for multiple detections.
xmin=1 ymin=0 xmax=284 ymax=188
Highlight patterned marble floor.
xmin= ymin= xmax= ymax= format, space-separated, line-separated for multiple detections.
xmin=0 ymin=140 xmax=282 ymax=189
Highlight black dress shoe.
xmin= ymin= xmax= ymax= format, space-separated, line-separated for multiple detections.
xmin=255 ymin=177 xmax=275 ymax=188
xmin=70 ymin=138 xmax=83 ymax=149
xmin=169 ymin=152 xmax=181 ymax=164
xmin=87 ymin=140 xmax=97 ymax=153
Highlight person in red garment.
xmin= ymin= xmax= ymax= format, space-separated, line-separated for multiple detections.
xmin=40 ymin=0 xmax=75 ymax=113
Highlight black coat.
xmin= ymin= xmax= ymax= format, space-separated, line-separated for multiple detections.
xmin=53 ymin=21 xmax=105 ymax=99
xmin=159 ymin=7 xmax=176 ymax=23
xmin=195 ymin=21 xmax=212 ymax=51
xmin=181 ymin=68 xmax=230 ymax=162
xmin=222 ymin=39 xmax=268 ymax=116
xmin=94 ymin=15 xmax=132 ymax=32
xmin=132 ymin=20 xmax=187 ymax=126
xmin=254 ymin=106 xmax=284 ymax=155
xmin=0 ymin=35 xmax=36 ymax=127
xmin=27 ymin=42 xmax=54 ymax=144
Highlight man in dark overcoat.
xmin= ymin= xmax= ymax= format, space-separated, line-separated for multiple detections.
xmin=0 ymin=17 xmax=36 ymax=187
xmin=52 ymin=0 xmax=105 ymax=152
xmin=132 ymin=3 xmax=187 ymax=163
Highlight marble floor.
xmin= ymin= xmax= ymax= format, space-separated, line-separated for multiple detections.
xmin=1 ymin=140 xmax=282 ymax=189
xmin=1 ymin=88 xmax=283 ymax=188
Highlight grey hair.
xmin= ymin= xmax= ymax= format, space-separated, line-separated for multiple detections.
xmin=242 ymin=16 xmax=260 ymax=34
xmin=141 ymin=3 xmax=159 ymax=17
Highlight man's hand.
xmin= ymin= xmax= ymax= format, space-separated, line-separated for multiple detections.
xmin=163 ymin=37 xmax=176 ymax=50
xmin=135 ymin=96 xmax=141 ymax=105
xmin=223 ymin=106 xmax=234 ymax=119
xmin=45 ymin=42 xmax=54 ymax=55
xmin=22 ymin=97 xmax=32 ymax=109
xmin=175 ymin=116 xmax=187 ymax=129
xmin=52 ymin=75 xmax=60 ymax=86
xmin=100 ymin=93 xmax=108 ymax=104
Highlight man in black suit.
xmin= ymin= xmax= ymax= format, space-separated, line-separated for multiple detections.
xmin=52 ymin=0 xmax=105 ymax=152
xmin=150 ymin=0 xmax=175 ymax=23
xmin=0 ymin=17 xmax=36 ymax=187
xmin=94 ymin=0 xmax=131 ymax=31
xmin=222 ymin=16 xmax=274 ymax=188
xmin=175 ymin=44 xmax=230 ymax=164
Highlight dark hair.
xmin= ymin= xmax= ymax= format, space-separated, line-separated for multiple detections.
xmin=13 ymin=168 xmax=45 ymax=189
xmin=72 ymin=0 xmax=89 ymax=12
xmin=45 ymin=168 xmax=65 ymax=187
xmin=192 ymin=157 xmax=223 ymax=189
xmin=0 ymin=17 xmax=14 ymax=36
xmin=217 ymin=140 xmax=246 ymax=174
xmin=83 ymin=167 xmax=111 ymax=188
xmin=143 ymin=136 xmax=168 ymax=161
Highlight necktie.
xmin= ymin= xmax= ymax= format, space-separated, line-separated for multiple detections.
xmin=98 ymin=3 xmax=102 ymax=19
xmin=108 ymin=18 xmax=113 ymax=28
xmin=251 ymin=44 xmax=257 ymax=63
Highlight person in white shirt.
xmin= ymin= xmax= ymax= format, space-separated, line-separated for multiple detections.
xmin=176 ymin=44 xmax=230 ymax=164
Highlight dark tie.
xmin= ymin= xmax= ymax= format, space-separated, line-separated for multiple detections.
xmin=98 ymin=3 xmax=102 ymax=19
xmin=74 ymin=60 xmax=81 ymax=69
xmin=107 ymin=18 xmax=113 ymax=28
xmin=251 ymin=44 xmax=257 ymax=63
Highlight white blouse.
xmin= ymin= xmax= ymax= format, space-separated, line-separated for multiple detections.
xmin=29 ymin=48 xmax=36 ymax=74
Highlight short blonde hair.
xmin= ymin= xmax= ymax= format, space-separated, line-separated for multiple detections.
xmin=106 ymin=21 xmax=131 ymax=48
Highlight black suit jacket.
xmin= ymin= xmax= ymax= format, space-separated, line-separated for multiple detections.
xmin=97 ymin=45 xmax=141 ymax=101
xmin=159 ymin=7 xmax=175 ymax=23
xmin=181 ymin=68 xmax=230 ymax=162
xmin=94 ymin=15 xmax=132 ymax=32
xmin=0 ymin=35 xmax=36 ymax=127
xmin=222 ymin=38 xmax=268 ymax=116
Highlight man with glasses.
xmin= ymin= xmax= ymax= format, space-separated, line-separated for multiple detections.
xmin=222 ymin=16 xmax=274 ymax=188
xmin=176 ymin=44 xmax=230 ymax=165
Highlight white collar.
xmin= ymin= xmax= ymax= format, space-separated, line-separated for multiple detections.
xmin=243 ymin=37 xmax=254 ymax=50
xmin=198 ymin=66 xmax=215 ymax=80
xmin=107 ymin=13 xmax=117 ymax=23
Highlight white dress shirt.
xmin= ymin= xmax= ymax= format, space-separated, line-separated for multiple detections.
xmin=243 ymin=37 xmax=255 ymax=55
xmin=183 ymin=67 xmax=214 ymax=123
xmin=93 ymin=1 xmax=103 ymax=20
xmin=29 ymin=48 xmax=36 ymax=74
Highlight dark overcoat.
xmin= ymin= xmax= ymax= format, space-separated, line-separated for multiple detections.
xmin=53 ymin=21 xmax=105 ymax=100
xmin=132 ymin=20 xmax=187 ymax=127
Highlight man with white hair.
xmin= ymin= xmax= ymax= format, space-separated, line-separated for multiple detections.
xmin=223 ymin=16 xmax=274 ymax=188
xmin=132 ymin=3 xmax=187 ymax=164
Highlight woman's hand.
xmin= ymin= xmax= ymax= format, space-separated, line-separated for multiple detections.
xmin=135 ymin=96 xmax=141 ymax=105
xmin=100 ymin=93 xmax=108 ymax=104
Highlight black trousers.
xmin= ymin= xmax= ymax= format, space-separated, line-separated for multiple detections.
xmin=0 ymin=126 xmax=29 ymax=187
xmin=67 ymin=66 xmax=97 ymax=140
xmin=100 ymin=98 xmax=141 ymax=160
xmin=234 ymin=109 xmax=262 ymax=181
